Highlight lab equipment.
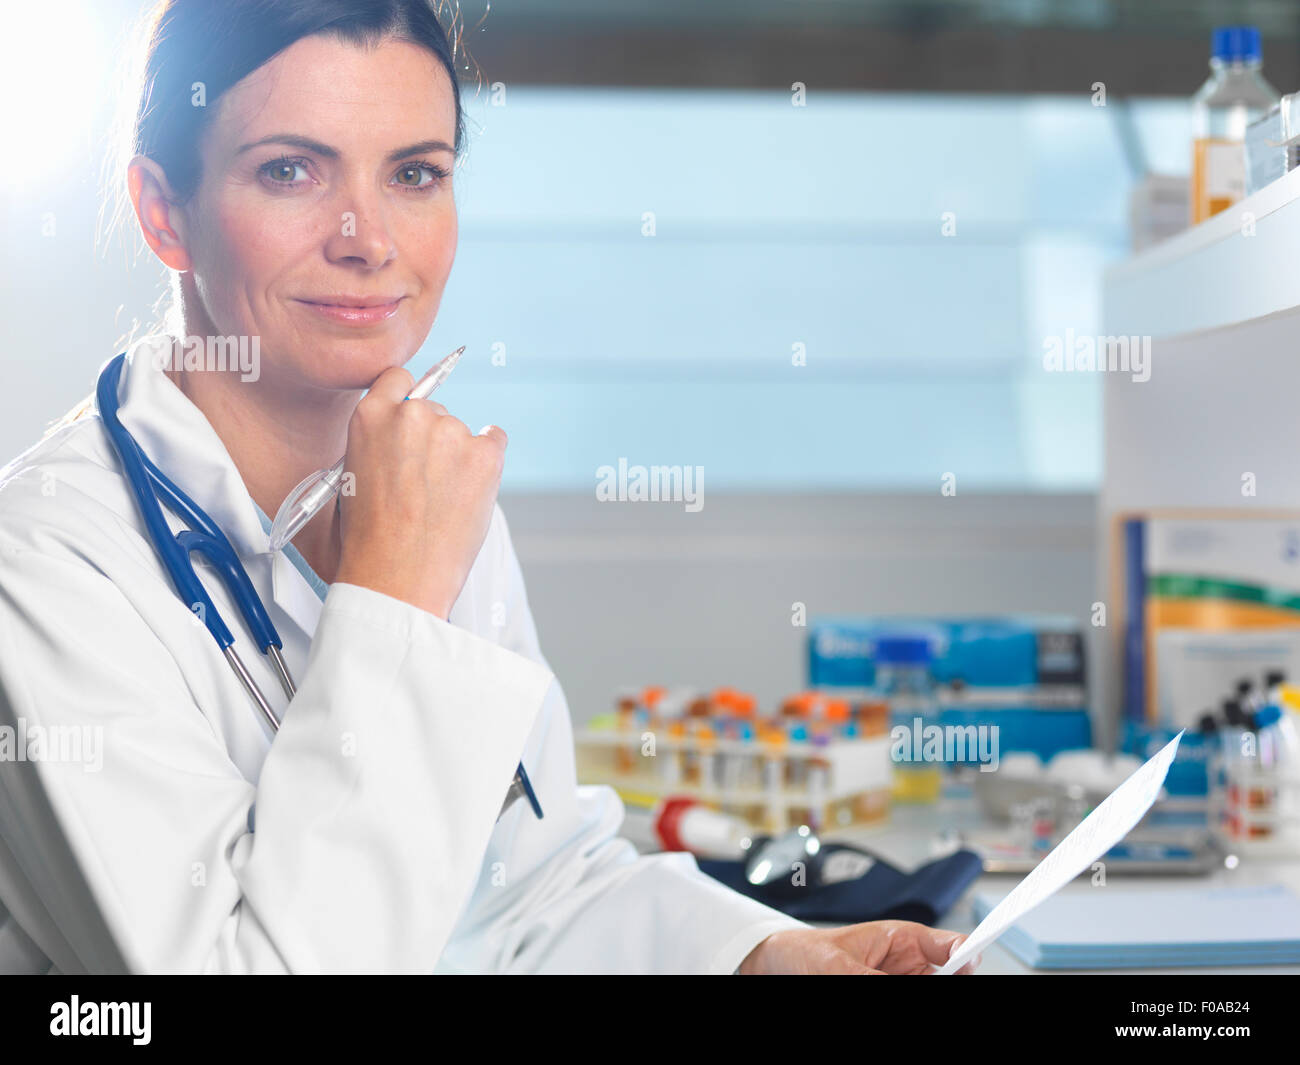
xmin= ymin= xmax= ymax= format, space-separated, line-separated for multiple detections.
xmin=268 ymin=345 xmax=464 ymax=551
xmin=742 ymin=824 xmax=822 ymax=898
xmin=1154 ymin=628 xmax=1300 ymax=730
xmin=651 ymin=808 xmax=953 ymax=915
xmin=614 ymin=686 xmax=641 ymax=771
xmin=647 ymin=798 xmax=982 ymax=926
xmin=1209 ymin=684 xmax=1300 ymax=852
xmin=576 ymin=685 xmax=892 ymax=833
xmin=810 ymin=616 xmax=1086 ymax=689
xmin=972 ymin=837 xmax=1219 ymax=876
xmin=761 ymin=724 xmax=788 ymax=829
xmin=1127 ymin=664 xmax=1300 ymax=853
xmin=972 ymin=748 xmax=1142 ymax=823
xmin=965 ymin=745 xmax=1215 ymax=876
xmin=652 ymin=797 xmax=755 ymax=858
xmin=808 ymin=615 xmax=1090 ymax=762
xmin=698 ymin=842 xmax=983 ymax=925
xmin=1245 ymin=92 xmax=1300 ymax=195
xmin=96 ymin=351 xmax=541 ymax=822
xmin=1191 ymin=25 xmax=1277 ymax=223
xmin=1263 ymin=691 xmax=1300 ymax=834
xmin=876 ymin=635 xmax=943 ymax=804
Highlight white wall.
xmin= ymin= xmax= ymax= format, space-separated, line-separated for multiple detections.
xmin=1 ymin=0 xmax=1189 ymax=490
xmin=501 ymin=490 xmax=1099 ymax=726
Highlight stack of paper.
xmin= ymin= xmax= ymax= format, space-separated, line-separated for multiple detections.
xmin=971 ymin=885 xmax=1300 ymax=968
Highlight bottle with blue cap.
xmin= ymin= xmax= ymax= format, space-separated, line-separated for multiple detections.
xmin=1191 ymin=25 xmax=1277 ymax=223
xmin=875 ymin=634 xmax=943 ymax=804
xmin=1247 ymin=692 xmax=1300 ymax=847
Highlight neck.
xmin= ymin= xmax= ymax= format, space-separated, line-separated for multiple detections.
xmin=161 ymin=334 xmax=357 ymax=584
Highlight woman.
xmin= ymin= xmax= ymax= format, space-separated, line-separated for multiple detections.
xmin=0 ymin=0 xmax=978 ymax=974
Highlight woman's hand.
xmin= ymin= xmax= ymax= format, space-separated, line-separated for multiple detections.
xmin=737 ymin=922 xmax=981 ymax=975
xmin=335 ymin=366 xmax=507 ymax=619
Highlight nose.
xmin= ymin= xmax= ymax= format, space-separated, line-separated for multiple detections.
xmin=323 ymin=189 xmax=397 ymax=269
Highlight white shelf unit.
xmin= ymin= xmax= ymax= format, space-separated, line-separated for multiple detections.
xmin=1098 ymin=172 xmax=1300 ymax=743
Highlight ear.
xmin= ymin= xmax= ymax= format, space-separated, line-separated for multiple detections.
xmin=126 ymin=155 xmax=193 ymax=272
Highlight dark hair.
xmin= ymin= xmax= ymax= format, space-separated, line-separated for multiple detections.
xmin=106 ymin=0 xmax=471 ymax=244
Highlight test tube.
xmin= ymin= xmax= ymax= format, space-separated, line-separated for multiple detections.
xmin=761 ymin=726 xmax=787 ymax=831
xmin=655 ymin=693 xmax=690 ymax=789
xmin=681 ymin=698 xmax=711 ymax=785
xmin=807 ymin=732 xmax=831 ymax=831
xmin=720 ymin=719 xmax=743 ymax=794
xmin=786 ymin=722 xmax=809 ymax=790
xmin=615 ymin=687 xmax=640 ymax=772
xmin=696 ymin=722 xmax=718 ymax=795
xmin=718 ymin=689 xmax=756 ymax=801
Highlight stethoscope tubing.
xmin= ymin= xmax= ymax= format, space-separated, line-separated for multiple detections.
xmin=97 ymin=353 xmax=292 ymax=728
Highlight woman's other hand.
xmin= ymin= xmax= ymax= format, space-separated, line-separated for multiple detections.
xmin=737 ymin=921 xmax=981 ymax=975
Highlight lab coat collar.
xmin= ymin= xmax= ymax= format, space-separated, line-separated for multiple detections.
xmin=104 ymin=338 xmax=325 ymax=640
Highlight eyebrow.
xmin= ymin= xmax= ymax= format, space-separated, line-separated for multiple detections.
xmin=235 ymin=134 xmax=455 ymax=162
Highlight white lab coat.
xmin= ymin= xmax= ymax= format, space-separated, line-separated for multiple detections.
xmin=0 ymin=343 xmax=804 ymax=974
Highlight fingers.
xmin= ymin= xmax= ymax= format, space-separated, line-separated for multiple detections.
xmin=929 ymin=931 xmax=981 ymax=974
xmin=337 ymin=357 xmax=509 ymax=620
xmin=930 ymin=930 xmax=969 ymax=968
xmin=893 ymin=923 xmax=968 ymax=969
xmin=823 ymin=951 xmax=883 ymax=975
xmin=477 ymin=423 xmax=508 ymax=448
xmin=363 ymin=365 xmax=416 ymax=406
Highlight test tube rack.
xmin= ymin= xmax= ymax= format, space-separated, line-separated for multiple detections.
xmin=576 ymin=694 xmax=893 ymax=834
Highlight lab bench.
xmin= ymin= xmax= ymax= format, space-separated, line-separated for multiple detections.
xmin=843 ymin=804 xmax=1300 ymax=974
xmin=623 ymin=799 xmax=1300 ymax=974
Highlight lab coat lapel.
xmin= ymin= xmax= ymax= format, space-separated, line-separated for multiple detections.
xmin=104 ymin=339 xmax=324 ymax=641
xmin=269 ymin=551 xmax=326 ymax=637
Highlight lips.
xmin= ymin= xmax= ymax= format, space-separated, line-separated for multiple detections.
xmin=300 ymin=295 xmax=405 ymax=308
xmin=294 ymin=295 xmax=405 ymax=325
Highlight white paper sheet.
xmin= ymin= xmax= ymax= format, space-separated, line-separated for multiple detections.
xmin=937 ymin=731 xmax=1183 ymax=975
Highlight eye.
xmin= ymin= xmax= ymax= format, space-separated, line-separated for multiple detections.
xmin=392 ymin=161 xmax=450 ymax=190
xmin=258 ymin=156 xmax=311 ymax=186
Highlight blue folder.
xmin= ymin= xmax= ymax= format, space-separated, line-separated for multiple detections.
xmin=972 ymin=884 xmax=1300 ymax=968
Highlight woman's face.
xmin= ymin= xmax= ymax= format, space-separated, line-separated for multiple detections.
xmin=178 ymin=33 xmax=459 ymax=391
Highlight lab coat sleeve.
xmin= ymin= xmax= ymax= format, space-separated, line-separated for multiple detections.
xmin=447 ymin=507 xmax=808 ymax=974
xmin=0 ymin=541 xmax=553 ymax=974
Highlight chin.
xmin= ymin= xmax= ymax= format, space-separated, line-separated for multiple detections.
xmin=269 ymin=336 xmax=410 ymax=392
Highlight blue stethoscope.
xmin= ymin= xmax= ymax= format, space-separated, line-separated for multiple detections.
xmin=97 ymin=352 xmax=542 ymax=820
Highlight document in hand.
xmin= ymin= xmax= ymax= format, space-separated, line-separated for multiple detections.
xmin=937 ymin=731 xmax=1183 ymax=975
